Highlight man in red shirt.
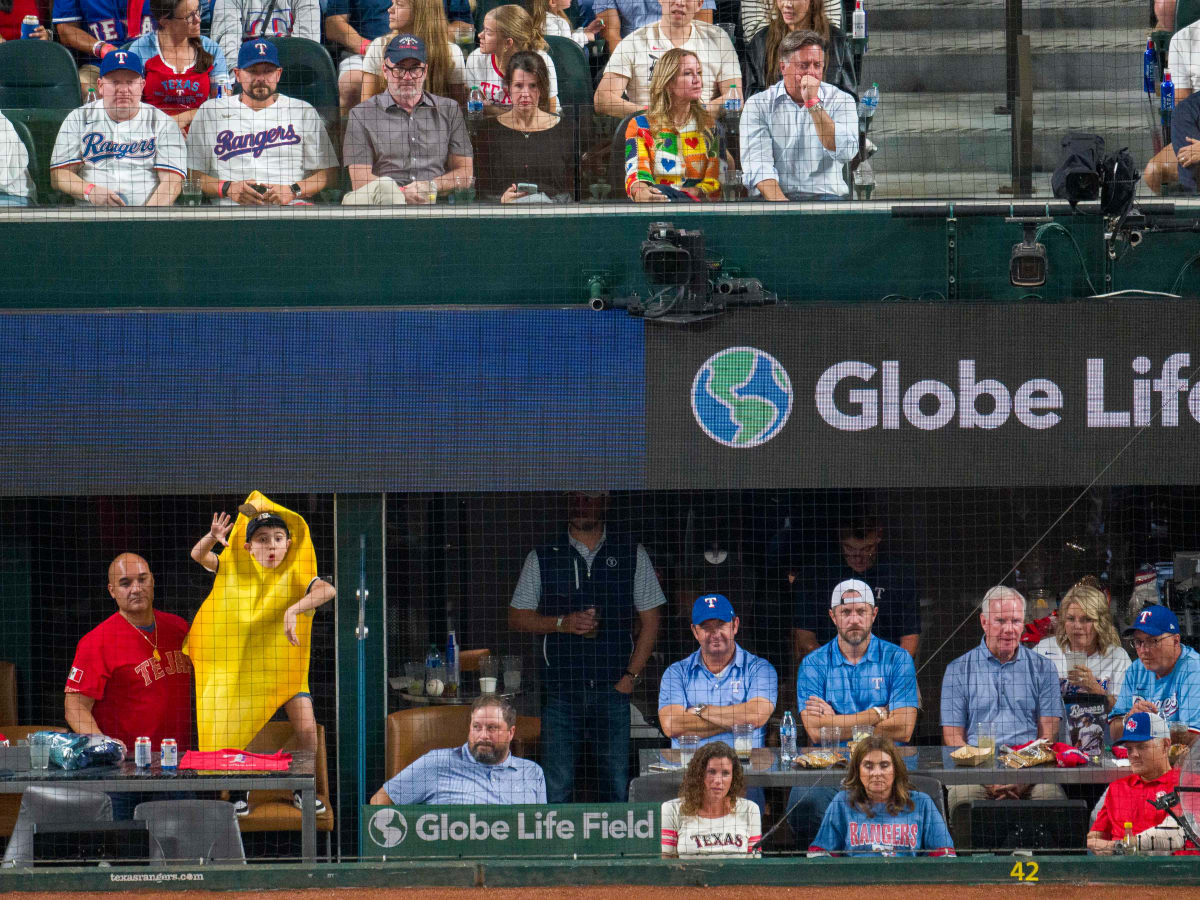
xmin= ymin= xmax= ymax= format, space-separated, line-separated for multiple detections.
xmin=64 ymin=553 xmax=193 ymax=817
xmin=1088 ymin=711 xmax=1184 ymax=853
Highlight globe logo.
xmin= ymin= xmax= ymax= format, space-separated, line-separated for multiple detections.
xmin=368 ymin=808 xmax=408 ymax=848
xmin=691 ymin=347 xmax=792 ymax=448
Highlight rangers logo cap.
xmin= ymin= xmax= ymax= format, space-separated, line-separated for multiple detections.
xmin=385 ymin=33 xmax=427 ymax=65
xmin=98 ymin=50 xmax=144 ymax=78
xmin=831 ymin=578 xmax=875 ymax=608
xmin=1121 ymin=604 xmax=1179 ymax=638
xmin=1117 ymin=711 xmax=1170 ymax=744
xmin=691 ymin=593 xmax=735 ymax=625
xmin=237 ymin=39 xmax=281 ymax=70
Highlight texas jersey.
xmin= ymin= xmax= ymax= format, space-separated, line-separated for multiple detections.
xmin=50 ymin=100 xmax=187 ymax=205
xmin=464 ymin=50 xmax=558 ymax=106
xmin=126 ymin=34 xmax=231 ymax=115
xmin=52 ymin=0 xmax=152 ymax=53
xmin=186 ymin=94 xmax=337 ymax=204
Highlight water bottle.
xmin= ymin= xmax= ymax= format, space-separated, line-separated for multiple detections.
xmin=1122 ymin=821 xmax=1138 ymax=855
xmin=858 ymin=82 xmax=879 ymax=129
xmin=446 ymin=629 xmax=460 ymax=697
xmin=215 ymin=83 xmax=225 ymax=100
xmin=1144 ymin=38 xmax=1157 ymax=95
xmin=467 ymin=85 xmax=485 ymax=133
xmin=779 ymin=711 xmax=797 ymax=763
xmin=852 ymin=0 xmax=867 ymax=49
xmin=424 ymin=644 xmax=445 ymax=696
xmin=1162 ymin=70 xmax=1175 ymax=142
xmin=86 ymin=86 xmax=97 ymax=104
xmin=723 ymin=84 xmax=742 ymax=116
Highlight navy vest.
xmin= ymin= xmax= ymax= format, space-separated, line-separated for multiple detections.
xmin=537 ymin=534 xmax=638 ymax=695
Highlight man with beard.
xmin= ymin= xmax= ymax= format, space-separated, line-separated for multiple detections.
xmin=786 ymin=579 xmax=918 ymax=848
xmin=509 ymin=490 xmax=665 ymax=803
xmin=658 ymin=593 xmax=777 ymax=750
xmin=370 ymin=696 xmax=545 ymax=804
xmin=187 ymin=39 xmax=338 ymax=205
xmin=342 ymin=33 xmax=472 ymax=205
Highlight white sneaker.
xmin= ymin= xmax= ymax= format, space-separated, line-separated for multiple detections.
xmin=230 ymin=791 xmax=249 ymax=817
xmin=293 ymin=790 xmax=326 ymax=814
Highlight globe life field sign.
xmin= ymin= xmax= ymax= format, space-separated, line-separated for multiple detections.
xmin=648 ymin=302 xmax=1200 ymax=488
xmin=361 ymin=803 xmax=660 ymax=858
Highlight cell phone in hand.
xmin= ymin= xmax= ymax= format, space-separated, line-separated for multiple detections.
xmin=517 ymin=183 xmax=537 ymax=194
xmin=251 ymin=183 xmax=267 ymax=195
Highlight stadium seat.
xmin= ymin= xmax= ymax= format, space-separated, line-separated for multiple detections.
xmin=908 ymin=774 xmax=947 ymax=823
xmin=1177 ymin=0 xmax=1200 ymax=33
xmin=545 ymin=35 xmax=593 ymax=116
xmin=0 ymin=108 xmax=69 ymax=204
xmin=474 ymin=0 xmax=507 ymax=35
xmin=605 ymin=109 xmax=643 ymax=198
xmin=385 ymin=706 xmax=540 ymax=779
xmin=236 ymin=721 xmax=333 ymax=856
xmin=265 ymin=37 xmax=339 ymax=131
xmin=2 ymin=784 xmax=112 ymax=867
xmin=459 ymin=648 xmax=490 ymax=671
xmin=0 ymin=40 xmax=82 ymax=109
xmin=134 ymin=800 xmax=246 ymax=864
xmin=0 ymin=725 xmax=68 ymax=841
xmin=0 ymin=661 xmax=16 ymax=726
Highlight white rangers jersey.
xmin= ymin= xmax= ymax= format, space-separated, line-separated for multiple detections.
xmin=50 ymin=101 xmax=186 ymax=205
xmin=186 ymin=94 xmax=337 ymax=204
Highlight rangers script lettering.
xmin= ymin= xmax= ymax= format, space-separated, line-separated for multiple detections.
xmin=80 ymin=132 xmax=157 ymax=162
xmin=213 ymin=124 xmax=301 ymax=160
xmin=848 ymin=821 xmax=919 ymax=848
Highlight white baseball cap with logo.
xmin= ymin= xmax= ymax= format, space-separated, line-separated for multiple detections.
xmin=831 ymin=578 xmax=875 ymax=608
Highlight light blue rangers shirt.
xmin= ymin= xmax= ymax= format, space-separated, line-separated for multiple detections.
xmin=381 ymin=743 xmax=546 ymax=805
xmin=940 ymin=638 xmax=1065 ymax=747
xmin=1109 ymin=644 xmax=1200 ymax=734
xmin=797 ymin=634 xmax=918 ymax=737
xmin=810 ymin=790 xmax=955 ymax=857
xmin=658 ymin=644 xmax=777 ymax=748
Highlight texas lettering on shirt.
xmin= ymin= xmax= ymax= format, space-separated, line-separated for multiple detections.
xmin=689 ymin=831 xmax=746 ymax=851
xmin=86 ymin=15 xmax=153 ymax=41
xmin=64 ymin=649 xmax=192 ymax=692
xmin=81 ymin=132 xmax=157 ymax=162
xmin=213 ymin=124 xmax=302 ymax=160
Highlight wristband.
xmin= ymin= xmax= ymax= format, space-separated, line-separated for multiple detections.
xmin=624 ymin=669 xmax=640 ymax=684
xmin=83 ymin=183 xmax=96 ymax=200
xmin=805 ymin=97 xmax=818 ymax=109
xmin=555 ymin=615 xmax=564 ymax=632
xmin=219 ymin=180 xmax=231 ymax=198
xmin=358 ymin=38 xmax=370 ymax=56
xmin=96 ymin=41 xmax=115 ymax=58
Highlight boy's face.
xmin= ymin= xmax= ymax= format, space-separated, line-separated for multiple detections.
xmin=245 ymin=527 xmax=291 ymax=568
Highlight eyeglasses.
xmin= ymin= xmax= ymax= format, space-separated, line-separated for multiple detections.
xmin=168 ymin=8 xmax=201 ymax=20
xmin=385 ymin=63 xmax=427 ymax=78
xmin=1130 ymin=634 xmax=1172 ymax=650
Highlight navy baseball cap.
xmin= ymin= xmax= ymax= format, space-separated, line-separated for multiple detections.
xmin=1117 ymin=711 xmax=1170 ymax=744
xmin=238 ymin=39 xmax=281 ymax=69
xmin=692 ymin=593 xmax=735 ymax=625
xmin=98 ymin=49 xmax=144 ymax=78
xmin=385 ymin=33 xmax=426 ymax=64
xmin=246 ymin=511 xmax=289 ymax=541
xmin=1123 ymin=604 xmax=1180 ymax=637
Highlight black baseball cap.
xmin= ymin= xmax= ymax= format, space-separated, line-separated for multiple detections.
xmin=246 ymin=511 xmax=289 ymax=541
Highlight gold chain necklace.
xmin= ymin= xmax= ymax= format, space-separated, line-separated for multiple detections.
xmin=128 ymin=614 xmax=160 ymax=661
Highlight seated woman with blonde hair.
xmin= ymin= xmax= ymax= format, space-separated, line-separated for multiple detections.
xmin=624 ymin=47 xmax=721 ymax=202
xmin=661 ymin=741 xmax=760 ymax=858
xmin=359 ymin=0 xmax=467 ymax=105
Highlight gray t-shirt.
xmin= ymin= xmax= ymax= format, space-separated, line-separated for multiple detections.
xmin=343 ymin=90 xmax=471 ymax=185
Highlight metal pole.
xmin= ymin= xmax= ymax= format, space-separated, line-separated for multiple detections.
xmin=354 ymin=533 xmax=368 ymax=815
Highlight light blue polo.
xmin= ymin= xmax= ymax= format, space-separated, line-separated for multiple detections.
xmin=797 ymin=635 xmax=919 ymax=731
xmin=382 ymin=743 xmax=546 ymax=805
xmin=1110 ymin=644 xmax=1200 ymax=732
xmin=658 ymin=644 xmax=778 ymax=748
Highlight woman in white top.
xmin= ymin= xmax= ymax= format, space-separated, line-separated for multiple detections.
xmin=1035 ymin=579 xmax=1131 ymax=752
xmin=465 ymin=4 xmax=559 ymax=113
xmin=661 ymin=741 xmax=761 ymax=858
xmin=528 ymin=0 xmax=603 ymax=48
xmin=359 ymin=0 xmax=467 ymax=104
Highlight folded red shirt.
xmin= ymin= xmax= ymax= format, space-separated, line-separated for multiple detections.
xmin=178 ymin=749 xmax=292 ymax=771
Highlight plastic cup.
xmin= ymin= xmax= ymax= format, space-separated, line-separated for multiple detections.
xmin=449 ymin=174 xmax=475 ymax=205
xmin=975 ymin=721 xmax=996 ymax=757
xmin=405 ymin=661 xmax=425 ymax=696
xmin=819 ymin=726 xmax=840 ymax=750
xmin=732 ymin=723 xmax=753 ymax=761
xmin=181 ymin=177 xmax=202 ymax=207
xmin=480 ymin=676 xmax=498 ymax=693
xmin=29 ymin=733 xmax=51 ymax=769
xmin=1063 ymin=650 xmax=1088 ymax=677
xmin=502 ymin=656 xmax=522 ymax=692
xmin=850 ymin=723 xmax=875 ymax=743
xmin=678 ymin=734 xmax=699 ymax=767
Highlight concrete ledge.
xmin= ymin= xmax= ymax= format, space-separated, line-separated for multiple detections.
xmin=1 ymin=855 xmax=1197 ymax=892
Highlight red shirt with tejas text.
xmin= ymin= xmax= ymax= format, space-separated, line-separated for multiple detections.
xmin=65 ymin=611 xmax=193 ymax=753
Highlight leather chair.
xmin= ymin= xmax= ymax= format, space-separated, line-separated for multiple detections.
xmin=385 ymin=707 xmax=541 ymax=780
xmin=0 ymin=725 xmax=67 ymax=841
xmin=0 ymin=662 xmax=17 ymax=726
xmin=236 ymin=722 xmax=333 ymax=856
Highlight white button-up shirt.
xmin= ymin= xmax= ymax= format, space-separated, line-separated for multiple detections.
xmin=740 ymin=79 xmax=859 ymax=199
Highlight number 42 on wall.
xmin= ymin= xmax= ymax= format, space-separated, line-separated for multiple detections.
xmin=1010 ymin=861 xmax=1040 ymax=882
